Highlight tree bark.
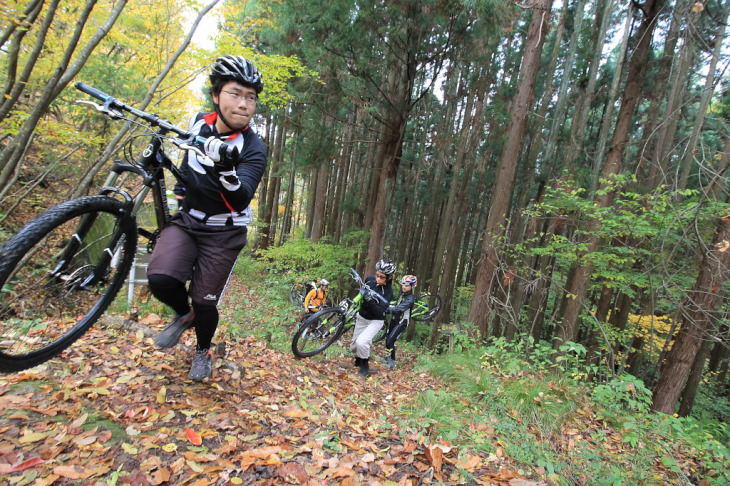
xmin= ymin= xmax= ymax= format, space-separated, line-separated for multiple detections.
xmin=556 ymin=0 xmax=665 ymax=349
xmin=652 ymin=213 xmax=730 ymax=414
xmin=467 ymin=0 xmax=553 ymax=338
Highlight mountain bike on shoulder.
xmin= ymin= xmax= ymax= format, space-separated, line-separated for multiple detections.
xmin=291 ymin=268 xmax=387 ymax=358
xmin=291 ymin=268 xmax=442 ymax=358
xmin=288 ymin=279 xmax=314 ymax=308
xmin=0 ymin=82 xmax=228 ymax=373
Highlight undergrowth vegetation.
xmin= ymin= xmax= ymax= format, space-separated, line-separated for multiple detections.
xmin=133 ymin=237 xmax=730 ymax=485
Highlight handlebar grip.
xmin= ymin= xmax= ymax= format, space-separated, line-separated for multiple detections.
xmin=75 ymin=82 xmax=111 ymax=102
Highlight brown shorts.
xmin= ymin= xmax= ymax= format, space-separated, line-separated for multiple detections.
xmin=147 ymin=212 xmax=247 ymax=305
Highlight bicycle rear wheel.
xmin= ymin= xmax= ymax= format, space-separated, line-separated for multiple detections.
xmin=289 ymin=280 xmax=307 ymax=308
xmin=292 ymin=307 xmax=347 ymax=358
xmin=412 ymin=293 xmax=442 ymax=322
xmin=0 ymin=196 xmax=137 ymax=372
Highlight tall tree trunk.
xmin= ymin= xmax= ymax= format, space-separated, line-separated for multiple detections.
xmin=678 ymin=336 xmax=713 ymax=417
xmin=676 ymin=3 xmax=728 ymax=194
xmin=556 ymin=0 xmax=665 ymax=349
xmin=636 ymin=0 xmax=687 ymax=188
xmin=468 ymin=0 xmax=554 ymax=338
xmin=650 ymin=6 xmax=699 ymax=187
xmin=565 ymin=0 xmax=615 ymax=167
xmin=652 ymin=213 xmax=730 ymax=414
xmin=589 ymin=0 xmax=633 ymax=192
xmin=543 ymin=0 xmax=587 ymax=166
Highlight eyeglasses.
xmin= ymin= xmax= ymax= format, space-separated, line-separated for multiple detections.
xmin=375 ymin=273 xmax=387 ymax=279
xmin=221 ymin=90 xmax=257 ymax=104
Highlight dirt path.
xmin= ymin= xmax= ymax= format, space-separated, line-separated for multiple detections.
xmin=0 ymin=275 xmax=529 ymax=485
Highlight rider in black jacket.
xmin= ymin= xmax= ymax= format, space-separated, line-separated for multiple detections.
xmin=350 ymin=259 xmax=396 ymax=377
xmin=383 ymin=275 xmax=417 ymax=368
xmin=148 ymin=56 xmax=267 ymax=382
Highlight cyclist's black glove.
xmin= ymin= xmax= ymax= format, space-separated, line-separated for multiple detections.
xmin=387 ymin=306 xmax=396 ymax=314
xmin=360 ymin=287 xmax=373 ymax=302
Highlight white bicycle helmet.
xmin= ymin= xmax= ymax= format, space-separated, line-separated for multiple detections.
xmin=375 ymin=258 xmax=397 ymax=276
xmin=319 ymin=279 xmax=330 ymax=287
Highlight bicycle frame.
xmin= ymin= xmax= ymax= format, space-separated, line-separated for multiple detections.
xmin=64 ymin=82 xmax=203 ymax=287
xmin=99 ymin=126 xmax=186 ymax=245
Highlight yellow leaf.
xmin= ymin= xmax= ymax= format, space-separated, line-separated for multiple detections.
xmin=162 ymin=443 xmax=178 ymax=452
xmin=157 ymin=386 xmax=167 ymax=404
xmin=19 ymin=431 xmax=49 ymax=444
xmin=186 ymin=460 xmax=205 ymax=473
xmin=122 ymin=443 xmax=138 ymax=455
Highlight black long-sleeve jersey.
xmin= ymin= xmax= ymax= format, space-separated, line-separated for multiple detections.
xmin=358 ymin=275 xmax=394 ymax=320
xmin=174 ymin=112 xmax=267 ymax=226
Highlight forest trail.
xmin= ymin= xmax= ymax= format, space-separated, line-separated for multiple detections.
xmin=0 ymin=275 xmax=531 ymax=486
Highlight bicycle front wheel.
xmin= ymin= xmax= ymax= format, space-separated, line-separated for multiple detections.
xmin=0 ymin=196 xmax=137 ymax=372
xmin=412 ymin=293 xmax=442 ymax=322
xmin=292 ymin=307 xmax=347 ymax=358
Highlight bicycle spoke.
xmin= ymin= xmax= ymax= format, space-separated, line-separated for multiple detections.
xmin=0 ymin=197 xmax=136 ymax=370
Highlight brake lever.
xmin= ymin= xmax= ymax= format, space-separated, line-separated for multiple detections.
xmin=178 ymin=142 xmax=205 ymax=158
xmin=75 ymin=100 xmax=124 ymax=119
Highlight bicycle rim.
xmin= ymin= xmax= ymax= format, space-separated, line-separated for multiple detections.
xmin=292 ymin=308 xmax=345 ymax=358
xmin=289 ymin=281 xmax=306 ymax=307
xmin=0 ymin=196 xmax=137 ymax=372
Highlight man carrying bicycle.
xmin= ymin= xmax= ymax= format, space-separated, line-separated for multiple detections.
xmin=383 ymin=275 xmax=417 ymax=369
xmin=351 ymin=259 xmax=396 ymax=377
xmin=148 ymin=55 xmax=267 ymax=381
xmin=304 ymin=279 xmax=329 ymax=315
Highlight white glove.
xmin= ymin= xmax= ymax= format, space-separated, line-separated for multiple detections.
xmin=204 ymin=137 xmax=225 ymax=162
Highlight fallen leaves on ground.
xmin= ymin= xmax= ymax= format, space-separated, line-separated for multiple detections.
xmin=0 ymin=316 xmax=535 ymax=486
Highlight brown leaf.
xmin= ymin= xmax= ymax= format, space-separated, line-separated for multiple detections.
xmin=425 ymin=445 xmax=443 ymax=473
xmin=53 ymin=465 xmax=89 ymax=479
xmin=457 ymin=454 xmax=481 ymax=472
xmin=329 ymin=466 xmax=356 ymax=478
xmin=279 ymin=462 xmax=307 ymax=484
xmin=150 ymin=466 xmax=171 ymax=485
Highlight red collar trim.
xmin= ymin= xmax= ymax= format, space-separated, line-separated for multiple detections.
xmin=203 ymin=112 xmax=217 ymax=125
xmin=204 ymin=112 xmax=248 ymax=140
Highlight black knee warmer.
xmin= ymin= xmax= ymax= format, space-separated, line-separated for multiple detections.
xmin=192 ymin=302 xmax=218 ymax=349
xmin=147 ymin=274 xmax=189 ymax=315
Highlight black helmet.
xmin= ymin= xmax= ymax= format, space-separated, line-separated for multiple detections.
xmin=210 ymin=55 xmax=263 ymax=94
xmin=375 ymin=258 xmax=397 ymax=276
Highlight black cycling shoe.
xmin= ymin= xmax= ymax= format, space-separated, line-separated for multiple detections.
xmin=155 ymin=309 xmax=195 ymax=348
xmin=188 ymin=347 xmax=212 ymax=381
xmin=357 ymin=358 xmax=369 ymax=377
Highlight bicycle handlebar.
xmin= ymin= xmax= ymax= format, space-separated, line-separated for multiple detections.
xmin=349 ymin=268 xmax=389 ymax=306
xmin=75 ymin=82 xmax=208 ymax=151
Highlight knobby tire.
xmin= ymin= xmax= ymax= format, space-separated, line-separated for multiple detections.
xmin=291 ymin=307 xmax=347 ymax=358
xmin=0 ymin=196 xmax=137 ymax=372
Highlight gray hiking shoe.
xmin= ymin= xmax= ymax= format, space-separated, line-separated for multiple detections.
xmin=381 ymin=356 xmax=396 ymax=369
xmin=188 ymin=347 xmax=212 ymax=381
xmin=155 ymin=309 xmax=195 ymax=348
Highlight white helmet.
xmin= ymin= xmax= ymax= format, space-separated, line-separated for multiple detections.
xmin=375 ymin=258 xmax=397 ymax=276
xmin=319 ymin=279 xmax=329 ymax=287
